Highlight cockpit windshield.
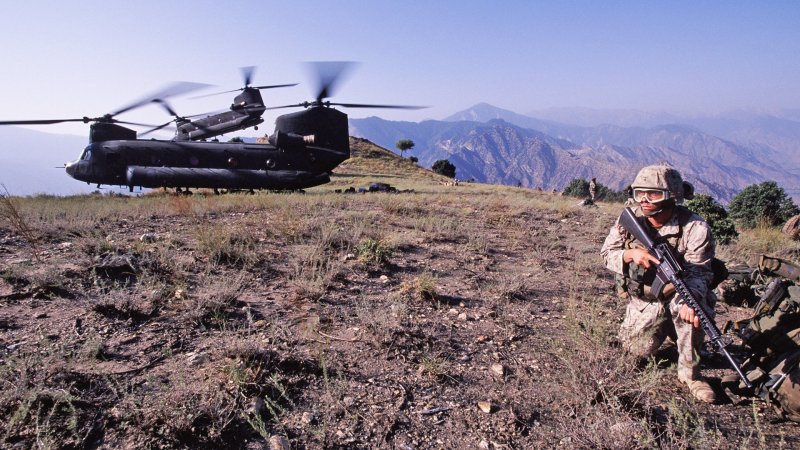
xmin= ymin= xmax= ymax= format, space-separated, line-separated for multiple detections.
xmin=80 ymin=145 xmax=92 ymax=161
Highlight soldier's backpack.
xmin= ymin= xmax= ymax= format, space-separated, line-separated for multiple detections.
xmin=724 ymin=257 xmax=800 ymax=421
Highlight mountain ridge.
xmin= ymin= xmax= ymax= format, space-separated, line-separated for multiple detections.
xmin=350 ymin=103 xmax=800 ymax=202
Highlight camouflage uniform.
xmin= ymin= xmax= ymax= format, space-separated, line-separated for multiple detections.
xmin=601 ymin=207 xmax=716 ymax=380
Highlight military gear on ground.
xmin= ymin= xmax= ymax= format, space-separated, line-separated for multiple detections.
xmin=716 ymin=265 xmax=758 ymax=306
xmin=783 ymin=214 xmax=800 ymax=241
xmin=757 ymin=255 xmax=800 ymax=282
xmin=723 ymin=256 xmax=800 ymax=421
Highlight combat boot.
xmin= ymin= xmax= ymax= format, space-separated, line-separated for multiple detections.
xmin=678 ymin=374 xmax=717 ymax=403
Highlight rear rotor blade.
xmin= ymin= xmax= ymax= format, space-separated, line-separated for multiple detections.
xmin=263 ymin=103 xmax=311 ymax=111
xmin=250 ymin=83 xmax=298 ymax=90
xmin=331 ymin=102 xmax=427 ymax=110
xmin=308 ymin=61 xmax=357 ymax=102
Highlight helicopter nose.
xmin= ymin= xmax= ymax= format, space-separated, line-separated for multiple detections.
xmin=65 ymin=161 xmax=77 ymax=178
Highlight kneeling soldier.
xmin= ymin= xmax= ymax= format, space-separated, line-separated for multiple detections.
xmin=601 ymin=165 xmax=717 ymax=403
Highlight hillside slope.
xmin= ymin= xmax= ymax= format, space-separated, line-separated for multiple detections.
xmin=1 ymin=156 xmax=799 ymax=448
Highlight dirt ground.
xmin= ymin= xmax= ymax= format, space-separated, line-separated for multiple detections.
xmin=1 ymin=144 xmax=799 ymax=449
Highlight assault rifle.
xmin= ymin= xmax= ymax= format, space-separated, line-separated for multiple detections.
xmin=618 ymin=207 xmax=752 ymax=388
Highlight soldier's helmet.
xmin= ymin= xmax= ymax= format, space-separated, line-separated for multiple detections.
xmin=631 ymin=165 xmax=684 ymax=200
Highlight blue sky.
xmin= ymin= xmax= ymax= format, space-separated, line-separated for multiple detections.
xmin=0 ymin=1 xmax=799 ymax=138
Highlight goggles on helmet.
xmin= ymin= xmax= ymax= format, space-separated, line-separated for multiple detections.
xmin=632 ymin=188 xmax=671 ymax=203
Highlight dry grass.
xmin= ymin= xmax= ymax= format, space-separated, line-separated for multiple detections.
xmin=0 ymin=139 xmax=796 ymax=448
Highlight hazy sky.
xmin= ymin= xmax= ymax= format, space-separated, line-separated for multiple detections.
xmin=1 ymin=1 xmax=798 ymax=138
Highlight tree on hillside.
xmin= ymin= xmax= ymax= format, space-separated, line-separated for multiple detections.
xmin=432 ymin=159 xmax=456 ymax=178
xmin=228 ymin=137 xmax=244 ymax=143
xmin=563 ymin=178 xmax=589 ymax=197
xmin=728 ymin=181 xmax=799 ymax=228
xmin=563 ymin=177 xmax=627 ymax=202
xmin=685 ymin=194 xmax=738 ymax=245
xmin=396 ymin=139 xmax=415 ymax=158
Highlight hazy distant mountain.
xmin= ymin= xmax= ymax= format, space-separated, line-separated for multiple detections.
xmin=350 ymin=104 xmax=800 ymax=202
xmin=525 ymin=106 xmax=684 ymax=128
xmin=0 ymin=127 xmax=99 ymax=196
xmin=525 ymin=106 xmax=800 ymax=169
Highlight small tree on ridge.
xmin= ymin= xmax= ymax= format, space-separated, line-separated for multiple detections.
xmin=396 ymin=139 xmax=415 ymax=158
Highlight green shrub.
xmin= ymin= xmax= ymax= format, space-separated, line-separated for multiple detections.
xmin=562 ymin=178 xmax=589 ymax=198
xmin=432 ymin=159 xmax=456 ymax=178
xmin=728 ymin=181 xmax=799 ymax=229
xmin=354 ymin=238 xmax=393 ymax=265
xmin=685 ymin=194 xmax=738 ymax=245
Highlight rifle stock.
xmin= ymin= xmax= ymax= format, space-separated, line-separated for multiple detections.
xmin=618 ymin=207 xmax=752 ymax=388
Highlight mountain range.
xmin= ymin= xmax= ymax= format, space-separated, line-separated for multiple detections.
xmin=1 ymin=104 xmax=798 ymax=202
xmin=350 ymin=103 xmax=800 ymax=203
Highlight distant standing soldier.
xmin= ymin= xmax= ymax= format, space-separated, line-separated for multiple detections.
xmin=589 ymin=177 xmax=597 ymax=202
xmin=624 ymin=185 xmax=635 ymax=205
xmin=600 ymin=165 xmax=717 ymax=403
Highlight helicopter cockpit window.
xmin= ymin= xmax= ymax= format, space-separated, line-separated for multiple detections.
xmin=81 ymin=147 xmax=92 ymax=161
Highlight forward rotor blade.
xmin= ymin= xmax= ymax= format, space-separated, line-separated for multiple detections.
xmin=189 ymin=88 xmax=241 ymax=98
xmin=138 ymin=121 xmax=175 ymax=137
xmin=190 ymin=83 xmax=298 ymax=99
xmin=112 ymin=119 xmax=161 ymax=127
xmin=113 ymin=81 xmax=212 ymax=116
xmin=0 ymin=118 xmax=88 ymax=125
xmin=184 ymin=108 xmax=229 ymax=119
xmin=151 ymin=99 xmax=179 ymax=117
xmin=241 ymin=66 xmax=256 ymax=87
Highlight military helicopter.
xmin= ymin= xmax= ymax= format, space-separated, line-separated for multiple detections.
xmin=0 ymin=63 xmax=423 ymax=193
xmin=144 ymin=66 xmax=297 ymax=142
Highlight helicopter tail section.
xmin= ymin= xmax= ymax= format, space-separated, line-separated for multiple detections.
xmin=273 ymin=107 xmax=350 ymax=158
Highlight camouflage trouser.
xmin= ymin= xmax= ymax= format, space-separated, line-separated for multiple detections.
xmin=619 ymin=295 xmax=705 ymax=380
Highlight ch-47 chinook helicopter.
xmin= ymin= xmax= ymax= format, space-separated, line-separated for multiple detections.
xmin=144 ymin=66 xmax=297 ymax=142
xmin=0 ymin=62 xmax=423 ymax=193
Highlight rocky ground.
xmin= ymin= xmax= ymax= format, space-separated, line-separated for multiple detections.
xmin=1 ymin=140 xmax=799 ymax=449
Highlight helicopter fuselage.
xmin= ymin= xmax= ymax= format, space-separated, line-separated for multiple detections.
xmin=65 ymin=107 xmax=351 ymax=191
xmin=174 ymin=110 xmax=264 ymax=141
xmin=173 ymin=88 xmax=267 ymax=142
